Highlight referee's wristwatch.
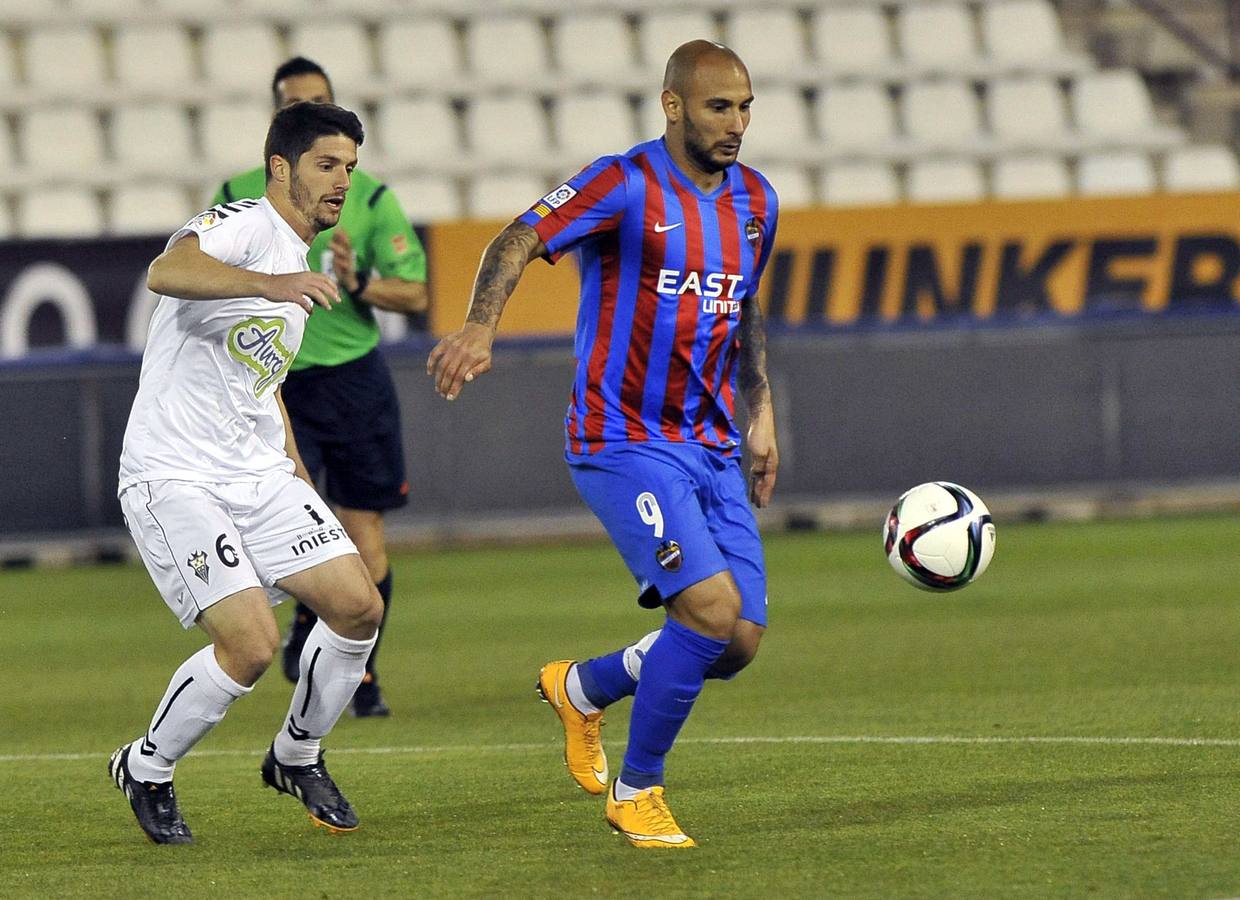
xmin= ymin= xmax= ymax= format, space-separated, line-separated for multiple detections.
xmin=351 ymin=270 xmax=370 ymax=299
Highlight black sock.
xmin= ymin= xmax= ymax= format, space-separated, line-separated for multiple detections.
xmin=365 ymin=569 xmax=392 ymax=683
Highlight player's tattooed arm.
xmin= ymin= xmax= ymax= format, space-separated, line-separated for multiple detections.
xmin=465 ymin=221 xmax=546 ymax=330
xmin=738 ymin=295 xmax=771 ymax=415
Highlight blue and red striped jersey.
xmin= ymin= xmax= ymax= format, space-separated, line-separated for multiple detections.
xmin=518 ymin=137 xmax=779 ymax=458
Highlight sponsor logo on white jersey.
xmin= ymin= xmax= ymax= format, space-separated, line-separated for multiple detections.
xmin=227 ymin=317 xmax=293 ymax=398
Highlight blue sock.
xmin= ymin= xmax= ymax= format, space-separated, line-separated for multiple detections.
xmin=578 ymin=649 xmax=635 ymax=708
xmin=619 ymin=619 xmax=728 ymax=789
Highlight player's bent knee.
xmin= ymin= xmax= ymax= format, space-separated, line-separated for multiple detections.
xmin=322 ymin=583 xmax=383 ymax=640
xmin=213 ymin=632 xmax=278 ymax=686
xmin=672 ymin=575 xmax=743 ymax=641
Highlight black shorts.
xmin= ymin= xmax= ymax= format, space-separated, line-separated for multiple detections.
xmin=281 ymin=348 xmax=409 ymax=512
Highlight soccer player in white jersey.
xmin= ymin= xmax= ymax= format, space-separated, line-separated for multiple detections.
xmin=109 ymin=102 xmax=384 ymax=844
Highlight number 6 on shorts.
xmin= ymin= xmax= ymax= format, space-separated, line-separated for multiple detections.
xmin=635 ymin=491 xmax=664 ymax=538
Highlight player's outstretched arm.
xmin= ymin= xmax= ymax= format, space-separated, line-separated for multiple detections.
xmin=148 ymin=235 xmax=340 ymax=312
xmin=427 ymin=221 xmax=545 ymax=401
xmin=739 ymin=295 xmax=779 ymax=508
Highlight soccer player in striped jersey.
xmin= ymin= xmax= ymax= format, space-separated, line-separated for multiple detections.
xmin=428 ymin=41 xmax=779 ymax=848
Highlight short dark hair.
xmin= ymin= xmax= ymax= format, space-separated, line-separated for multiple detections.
xmin=271 ymin=56 xmax=333 ymax=107
xmin=263 ymin=102 xmax=364 ymax=182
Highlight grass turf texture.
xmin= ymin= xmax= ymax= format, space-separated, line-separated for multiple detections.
xmin=2 ymin=515 xmax=1240 ymax=897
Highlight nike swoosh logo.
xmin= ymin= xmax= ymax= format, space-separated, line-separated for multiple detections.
xmin=654 ymin=222 xmax=682 ymax=233
xmin=591 ymin=765 xmax=608 ymax=784
xmin=617 ymin=829 xmax=692 ymax=844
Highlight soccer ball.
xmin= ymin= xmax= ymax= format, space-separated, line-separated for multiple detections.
xmin=883 ymin=482 xmax=996 ymax=592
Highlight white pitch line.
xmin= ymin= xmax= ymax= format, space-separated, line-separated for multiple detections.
xmin=4 ymin=733 xmax=1240 ymax=764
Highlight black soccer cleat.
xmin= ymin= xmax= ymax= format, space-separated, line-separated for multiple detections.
xmin=350 ymin=679 xmax=391 ymax=718
xmin=280 ymin=607 xmax=317 ymax=684
xmin=261 ymin=745 xmax=359 ymax=832
xmin=108 ymin=743 xmax=193 ymax=845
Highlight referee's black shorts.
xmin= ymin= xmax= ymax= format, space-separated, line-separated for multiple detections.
xmin=281 ymin=348 xmax=409 ymax=512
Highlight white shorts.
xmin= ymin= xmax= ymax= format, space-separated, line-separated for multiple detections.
xmin=120 ymin=474 xmax=359 ymax=629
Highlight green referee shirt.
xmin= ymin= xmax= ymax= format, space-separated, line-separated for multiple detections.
xmin=213 ymin=167 xmax=427 ymax=370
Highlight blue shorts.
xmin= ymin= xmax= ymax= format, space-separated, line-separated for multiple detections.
xmin=568 ymin=442 xmax=768 ymax=626
xmin=281 ymin=348 xmax=409 ymax=512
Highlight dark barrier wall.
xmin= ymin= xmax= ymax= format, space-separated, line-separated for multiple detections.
xmin=4 ymin=314 xmax=1239 ymax=538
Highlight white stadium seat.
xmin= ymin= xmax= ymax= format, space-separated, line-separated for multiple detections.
xmin=816 ymin=83 xmax=899 ymax=156
xmin=987 ymin=75 xmax=1072 ymax=151
xmin=201 ymin=24 xmax=284 ymax=95
xmin=556 ymin=92 xmax=638 ymax=170
xmin=377 ymin=97 xmax=462 ymax=169
xmin=992 ymin=154 xmax=1072 ymax=199
xmin=982 ymin=0 xmax=1078 ymax=73
xmin=287 ymin=22 xmax=374 ymax=87
xmin=724 ymin=8 xmax=808 ymax=81
xmin=1077 ymin=150 xmax=1156 ymax=196
xmin=387 ymin=175 xmax=463 ymax=223
xmin=638 ymin=10 xmax=718 ymax=70
xmin=0 ymin=34 xmax=18 ymax=91
xmin=25 ymin=27 xmax=106 ymax=93
xmin=114 ymin=25 xmax=195 ymax=93
xmin=378 ymin=17 xmax=463 ymax=89
xmin=741 ymin=87 xmax=813 ymax=161
xmin=639 ymin=95 xmax=666 ymax=143
xmin=1071 ymin=70 xmax=1161 ymax=142
xmin=199 ymin=101 xmax=272 ymax=172
xmin=906 ymin=157 xmax=985 ymax=203
xmin=756 ymin=163 xmax=815 ymax=209
xmin=1163 ymin=144 xmax=1240 ymax=192
xmin=902 ymin=80 xmax=984 ymax=153
xmin=19 ymin=187 xmax=103 ymax=238
xmin=897 ymin=2 xmax=983 ymax=76
xmin=553 ymin=12 xmax=639 ymax=85
xmin=465 ymin=172 xmax=546 ymax=220
xmin=110 ymin=183 xmax=193 ymax=236
xmin=812 ymin=6 xmax=895 ymax=80
xmin=112 ymin=104 xmax=195 ymax=176
xmin=823 ymin=160 xmax=900 ymax=207
xmin=466 ymin=95 xmax=552 ymax=168
xmin=21 ymin=108 xmax=105 ymax=174
xmin=467 ymin=16 xmax=549 ymax=88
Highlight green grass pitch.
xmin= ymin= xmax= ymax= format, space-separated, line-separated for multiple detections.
xmin=3 ymin=515 xmax=1240 ymax=897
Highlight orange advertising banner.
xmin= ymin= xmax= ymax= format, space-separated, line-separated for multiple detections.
xmin=427 ymin=193 xmax=1240 ymax=336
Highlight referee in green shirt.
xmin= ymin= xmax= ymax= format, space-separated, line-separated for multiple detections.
xmin=213 ymin=57 xmax=428 ymax=717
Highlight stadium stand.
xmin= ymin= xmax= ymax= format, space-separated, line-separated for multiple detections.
xmin=0 ymin=1 xmax=1236 ymax=233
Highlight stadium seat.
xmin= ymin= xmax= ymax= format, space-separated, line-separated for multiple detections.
xmin=906 ymin=158 xmax=985 ymax=203
xmin=377 ymin=97 xmax=462 ymax=170
xmin=377 ymin=17 xmax=463 ymax=90
xmin=20 ymin=108 xmax=105 ymax=175
xmin=982 ymin=0 xmax=1083 ymax=74
xmin=986 ymin=75 xmax=1073 ymax=152
xmin=109 ymin=183 xmax=193 ymax=236
xmin=1071 ymin=70 xmax=1181 ymax=147
xmin=114 ymin=25 xmax=195 ymax=93
xmin=822 ymin=160 xmax=900 ymax=207
xmin=756 ymin=163 xmax=816 ymax=209
xmin=555 ymin=92 xmax=638 ymax=171
xmin=902 ymin=80 xmax=984 ymax=153
xmin=811 ymin=6 xmax=896 ymax=80
xmin=739 ymin=87 xmax=814 ymax=162
xmin=723 ymin=8 xmax=808 ymax=82
xmin=465 ymin=171 xmax=547 ymax=220
xmin=637 ymin=10 xmax=718 ymax=70
xmin=816 ymin=82 xmax=899 ymax=157
xmin=467 ymin=15 xmax=549 ymax=88
xmin=24 ymin=27 xmax=106 ymax=94
xmin=992 ymin=154 xmax=1072 ymax=199
xmin=1077 ymin=150 xmax=1156 ymax=196
xmin=287 ymin=22 xmax=374 ymax=88
xmin=897 ymin=1 xmax=984 ymax=77
xmin=465 ymin=95 xmax=552 ymax=169
xmin=18 ymin=187 xmax=103 ymax=238
xmin=199 ymin=101 xmax=273 ymax=173
xmin=1163 ymin=144 xmax=1240 ymax=192
xmin=201 ymin=24 xmax=284 ymax=95
xmin=552 ymin=11 xmax=640 ymax=87
xmin=0 ymin=33 xmax=18 ymax=91
xmin=387 ymin=174 xmax=463 ymax=223
xmin=111 ymin=104 xmax=195 ymax=177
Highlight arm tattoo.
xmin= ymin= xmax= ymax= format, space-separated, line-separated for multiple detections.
xmin=738 ymin=296 xmax=771 ymax=414
xmin=466 ymin=222 xmax=543 ymax=328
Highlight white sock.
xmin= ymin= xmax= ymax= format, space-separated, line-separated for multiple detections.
xmin=623 ymin=629 xmax=662 ymax=681
xmin=273 ymin=619 xmax=376 ymax=766
xmin=565 ymin=663 xmax=601 ymax=714
xmin=613 ymin=778 xmax=648 ymax=801
xmin=127 ymin=645 xmax=251 ymax=783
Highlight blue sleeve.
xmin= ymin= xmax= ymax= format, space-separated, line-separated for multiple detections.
xmin=517 ymin=156 xmax=629 ymax=263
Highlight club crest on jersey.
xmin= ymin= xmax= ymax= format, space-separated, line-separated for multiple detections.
xmin=187 ymin=550 xmax=209 ymax=584
xmin=228 ymin=317 xmax=293 ymax=398
xmin=655 ymin=540 xmax=683 ymax=572
xmin=745 ymin=217 xmax=762 ymax=246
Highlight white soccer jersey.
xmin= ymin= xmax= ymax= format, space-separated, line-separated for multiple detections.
xmin=119 ymin=197 xmax=311 ymax=492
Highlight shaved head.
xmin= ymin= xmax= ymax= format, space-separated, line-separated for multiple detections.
xmin=663 ymin=40 xmax=747 ymax=94
xmin=659 ymin=41 xmax=753 ymax=185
